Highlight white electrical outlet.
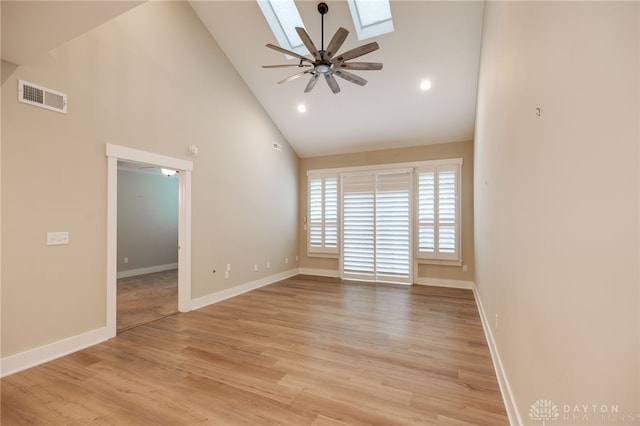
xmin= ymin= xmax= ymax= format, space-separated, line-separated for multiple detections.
xmin=124 ymin=257 xmax=129 ymax=264
xmin=254 ymin=264 xmax=258 ymax=271
xmin=462 ymin=264 xmax=468 ymax=272
xmin=267 ymin=261 xmax=270 ymax=269
xmin=285 ymin=257 xmax=289 ymax=264
xmin=224 ymin=271 xmax=229 ymax=279
xmin=226 ymin=264 xmax=231 ymax=272
xmin=295 ymin=256 xmax=299 ymax=261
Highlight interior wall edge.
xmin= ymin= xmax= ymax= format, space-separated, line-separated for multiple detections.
xmin=473 ymin=285 xmax=521 ymax=426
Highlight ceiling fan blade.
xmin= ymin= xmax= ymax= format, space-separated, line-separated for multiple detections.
xmin=266 ymin=43 xmax=313 ymax=63
xmin=336 ymin=62 xmax=383 ymax=71
xmin=304 ymin=73 xmax=320 ymax=93
xmin=325 ymin=27 xmax=349 ymax=59
xmin=334 ymin=70 xmax=368 ymax=87
xmin=324 ymin=73 xmax=341 ymax=94
xmin=334 ymin=42 xmax=379 ymax=63
xmin=262 ymin=64 xmax=312 ymax=69
xmin=278 ymin=69 xmax=312 ymax=84
xmin=295 ymin=27 xmax=321 ymax=61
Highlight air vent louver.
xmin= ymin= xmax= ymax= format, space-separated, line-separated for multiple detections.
xmin=18 ymin=80 xmax=67 ymax=114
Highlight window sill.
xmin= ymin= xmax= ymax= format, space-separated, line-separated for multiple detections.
xmin=307 ymin=252 xmax=340 ymax=259
xmin=417 ymin=259 xmax=462 ymax=267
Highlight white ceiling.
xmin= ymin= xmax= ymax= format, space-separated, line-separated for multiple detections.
xmin=1 ymin=1 xmax=484 ymax=158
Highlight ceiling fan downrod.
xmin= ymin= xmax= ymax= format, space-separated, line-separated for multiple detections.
xmin=318 ymin=2 xmax=328 ymax=55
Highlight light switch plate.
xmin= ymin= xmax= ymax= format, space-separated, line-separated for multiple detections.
xmin=47 ymin=232 xmax=69 ymax=245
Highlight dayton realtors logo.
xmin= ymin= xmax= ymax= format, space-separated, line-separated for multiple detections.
xmin=529 ymin=399 xmax=560 ymax=425
xmin=529 ymin=399 xmax=640 ymax=424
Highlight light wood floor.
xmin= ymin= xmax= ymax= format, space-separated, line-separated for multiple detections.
xmin=117 ymin=269 xmax=178 ymax=332
xmin=1 ymin=275 xmax=508 ymax=425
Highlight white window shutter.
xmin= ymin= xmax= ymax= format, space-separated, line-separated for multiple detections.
xmin=342 ymin=171 xmax=412 ymax=284
xmin=342 ymin=173 xmax=375 ymax=279
xmin=416 ymin=162 xmax=461 ymax=262
xmin=308 ymin=174 xmax=339 ymax=254
xmin=375 ymin=172 xmax=411 ymax=283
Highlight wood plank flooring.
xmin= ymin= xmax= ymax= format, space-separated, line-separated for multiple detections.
xmin=1 ymin=275 xmax=508 ymax=425
xmin=117 ymin=269 xmax=178 ymax=332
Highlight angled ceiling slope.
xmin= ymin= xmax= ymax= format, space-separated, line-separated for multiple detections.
xmin=1 ymin=1 xmax=144 ymax=65
xmin=191 ymin=1 xmax=485 ymax=157
xmin=2 ymin=1 xmax=485 ymax=158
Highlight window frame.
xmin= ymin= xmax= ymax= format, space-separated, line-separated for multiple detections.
xmin=415 ymin=159 xmax=463 ymax=265
xmin=306 ymin=158 xmax=463 ymax=266
xmin=307 ymin=172 xmax=340 ymax=257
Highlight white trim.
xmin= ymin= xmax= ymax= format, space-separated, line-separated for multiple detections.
xmin=106 ymin=143 xmax=193 ymax=336
xmin=307 ymin=158 xmax=462 ymax=176
xmin=178 ymin=170 xmax=192 ymax=312
xmin=116 ymin=263 xmax=178 ymax=279
xmin=298 ymin=267 xmax=341 ymax=278
xmin=190 ymin=269 xmax=299 ymax=311
xmin=472 ymin=285 xmax=522 ymax=426
xmin=414 ymin=277 xmax=474 ymax=290
xmin=1 ymin=327 xmax=110 ymax=378
xmin=106 ymin=156 xmax=118 ymax=337
xmin=106 ymin=144 xmax=193 ymax=172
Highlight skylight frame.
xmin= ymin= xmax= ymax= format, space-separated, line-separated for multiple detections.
xmin=347 ymin=0 xmax=394 ymax=40
xmin=257 ymin=0 xmax=309 ymax=58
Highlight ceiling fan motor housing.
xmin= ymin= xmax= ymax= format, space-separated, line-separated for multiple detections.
xmin=318 ymin=3 xmax=328 ymax=15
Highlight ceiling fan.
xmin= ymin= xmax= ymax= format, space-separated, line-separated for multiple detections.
xmin=262 ymin=2 xmax=383 ymax=94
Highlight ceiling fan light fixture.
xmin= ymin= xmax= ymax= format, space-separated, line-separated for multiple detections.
xmin=263 ymin=2 xmax=383 ymax=94
xmin=315 ymin=63 xmax=331 ymax=74
xmin=297 ymin=103 xmax=307 ymax=113
xmin=420 ymin=80 xmax=432 ymax=91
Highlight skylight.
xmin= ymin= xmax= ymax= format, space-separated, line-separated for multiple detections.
xmin=258 ymin=0 xmax=393 ymax=57
xmin=347 ymin=0 xmax=394 ymax=40
xmin=257 ymin=0 xmax=308 ymax=58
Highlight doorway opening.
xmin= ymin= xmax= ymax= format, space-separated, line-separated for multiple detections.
xmin=106 ymin=144 xmax=193 ymax=338
xmin=116 ymin=162 xmax=179 ymax=332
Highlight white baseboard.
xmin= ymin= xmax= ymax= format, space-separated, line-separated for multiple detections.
xmin=190 ymin=268 xmax=299 ymax=311
xmin=117 ymin=262 xmax=178 ymax=279
xmin=1 ymin=327 xmax=111 ymax=378
xmin=472 ymin=285 xmax=522 ymax=426
xmin=414 ymin=277 xmax=474 ymax=289
xmin=297 ymin=268 xmax=340 ymax=278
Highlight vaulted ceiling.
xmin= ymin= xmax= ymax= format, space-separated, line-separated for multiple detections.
xmin=1 ymin=1 xmax=484 ymax=158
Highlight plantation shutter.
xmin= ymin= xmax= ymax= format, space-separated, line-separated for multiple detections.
xmin=308 ymin=174 xmax=339 ymax=255
xmin=342 ymin=173 xmax=375 ymax=280
xmin=375 ymin=171 xmax=412 ymax=283
xmin=342 ymin=170 xmax=412 ymax=284
xmin=416 ymin=162 xmax=461 ymax=261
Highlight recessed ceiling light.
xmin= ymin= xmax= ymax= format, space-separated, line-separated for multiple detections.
xmin=297 ymin=104 xmax=307 ymax=113
xmin=420 ymin=80 xmax=432 ymax=91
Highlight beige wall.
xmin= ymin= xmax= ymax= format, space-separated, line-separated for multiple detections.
xmin=117 ymin=168 xmax=178 ymax=273
xmin=299 ymin=141 xmax=474 ymax=282
xmin=474 ymin=1 xmax=639 ymax=423
xmin=1 ymin=2 xmax=298 ymax=357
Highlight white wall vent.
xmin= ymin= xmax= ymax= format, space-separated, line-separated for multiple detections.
xmin=272 ymin=142 xmax=283 ymax=151
xmin=18 ymin=80 xmax=67 ymax=114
